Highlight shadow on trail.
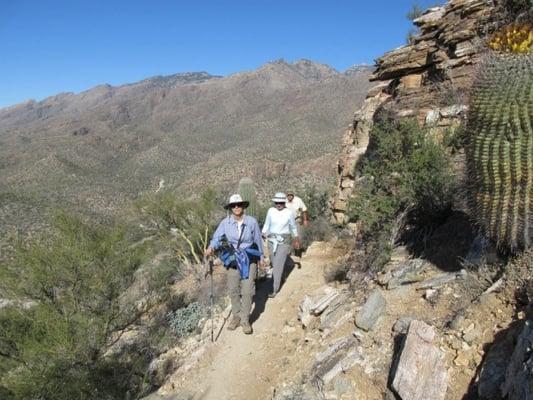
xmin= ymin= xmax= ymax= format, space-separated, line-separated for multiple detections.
xmin=250 ymin=256 xmax=298 ymax=324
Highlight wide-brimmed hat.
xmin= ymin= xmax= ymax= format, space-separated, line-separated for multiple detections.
xmin=271 ymin=192 xmax=287 ymax=203
xmin=224 ymin=194 xmax=249 ymax=210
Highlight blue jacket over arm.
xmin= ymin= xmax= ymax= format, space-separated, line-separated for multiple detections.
xmin=209 ymin=215 xmax=264 ymax=260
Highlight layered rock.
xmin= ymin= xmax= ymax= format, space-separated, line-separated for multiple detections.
xmin=331 ymin=0 xmax=501 ymax=223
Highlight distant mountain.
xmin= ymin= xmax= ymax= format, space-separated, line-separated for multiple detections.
xmin=0 ymin=59 xmax=373 ymax=239
xmin=344 ymin=64 xmax=374 ymax=77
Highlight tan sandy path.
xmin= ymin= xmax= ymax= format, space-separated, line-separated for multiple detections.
xmin=163 ymin=242 xmax=343 ymax=400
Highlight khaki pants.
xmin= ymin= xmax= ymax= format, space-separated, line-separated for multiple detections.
xmin=226 ymin=263 xmax=257 ymax=323
xmin=268 ymin=242 xmax=291 ymax=293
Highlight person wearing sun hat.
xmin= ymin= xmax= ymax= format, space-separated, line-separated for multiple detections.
xmin=261 ymin=192 xmax=300 ymax=298
xmin=205 ymin=194 xmax=264 ymax=334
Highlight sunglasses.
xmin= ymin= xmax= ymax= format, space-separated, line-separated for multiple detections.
xmin=274 ymin=202 xmax=285 ymax=206
xmin=230 ymin=203 xmax=244 ymax=209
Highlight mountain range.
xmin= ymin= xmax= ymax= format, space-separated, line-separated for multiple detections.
xmin=0 ymin=59 xmax=373 ymax=239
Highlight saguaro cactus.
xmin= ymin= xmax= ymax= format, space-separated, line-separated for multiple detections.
xmin=466 ymin=24 xmax=533 ymax=252
xmin=238 ymin=177 xmax=258 ymax=218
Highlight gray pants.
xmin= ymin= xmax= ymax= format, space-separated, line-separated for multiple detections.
xmin=268 ymin=242 xmax=291 ymax=293
xmin=226 ymin=263 xmax=257 ymax=322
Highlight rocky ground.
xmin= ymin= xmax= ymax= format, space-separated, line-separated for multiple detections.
xmin=141 ymin=235 xmax=528 ymax=400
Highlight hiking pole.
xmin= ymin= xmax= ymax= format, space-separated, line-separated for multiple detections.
xmin=205 ymin=255 xmax=215 ymax=342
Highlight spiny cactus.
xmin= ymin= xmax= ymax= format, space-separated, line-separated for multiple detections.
xmin=466 ymin=24 xmax=533 ymax=252
xmin=238 ymin=177 xmax=258 ymax=218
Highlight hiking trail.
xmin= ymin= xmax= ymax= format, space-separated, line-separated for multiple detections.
xmin=157 ymin=241 xmax=345 ymax=400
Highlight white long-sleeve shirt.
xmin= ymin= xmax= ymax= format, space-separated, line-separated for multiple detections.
xmin=262 ymin=207 xmax=298 ymax=237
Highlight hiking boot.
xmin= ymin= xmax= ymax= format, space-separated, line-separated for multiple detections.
xmin=268 ymin=291 xmax=277 ymax=299
xmin=227 ymin=315 xmax=241 ymax=331
xmin=241 ymin=321 xmax=253 ymax=335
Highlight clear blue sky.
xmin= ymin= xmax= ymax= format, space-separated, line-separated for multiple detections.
xmin=0 ymin=0 xmax=442 ymax=108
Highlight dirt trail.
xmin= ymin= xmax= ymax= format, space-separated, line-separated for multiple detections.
xmin=160 ymin=242 xmax=344 ymax=400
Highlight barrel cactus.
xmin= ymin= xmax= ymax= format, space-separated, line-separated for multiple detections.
xmin=238 ymin=177 xmax=258 ymax=218
xmin=466 ymin=23 xmax=533 ymax=252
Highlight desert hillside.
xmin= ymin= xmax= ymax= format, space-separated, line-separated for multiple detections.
xmin=0 ymin=60 xmax=372 ymax=239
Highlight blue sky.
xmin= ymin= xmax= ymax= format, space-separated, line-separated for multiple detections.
xmin=0 ymin=0 xmax=442 ymax=108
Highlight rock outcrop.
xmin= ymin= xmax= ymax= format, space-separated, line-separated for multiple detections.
xmin=332 ymin=0 xmax=501 ymax=223
xmin=501 ymin=320 xmax=533 ymax=400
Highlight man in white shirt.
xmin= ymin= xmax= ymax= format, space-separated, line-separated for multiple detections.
xmin=286 ymin=190 xmax=309 ymax=227
xmin=262 ymin=192 xmax=300 ymax=298
xmin=286 ymin=190 xmax=308 ymax=258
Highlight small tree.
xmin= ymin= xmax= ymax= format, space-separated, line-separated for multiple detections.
xmin=406 ymin=4 xmax=424 ymax=21
xmin=0 ymin=213 xmax=161 ymax=400
xmin=135 ymin=189 xmax=219 ymax=266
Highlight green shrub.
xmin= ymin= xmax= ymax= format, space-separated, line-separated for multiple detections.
xmin=300 ymin=184 xmax=330 ymax=221
xmin=167 ymin=301 xmax=206 ymax=338
xmin=0 ymin=212 xmax=165 ymax=400
xmin=300 ymin=216 xmax=334 ymax=245
xmin=346 ymin=117 xmax=457 ymax=267
xmin=324 ymin=262 xmax=350 ymax=283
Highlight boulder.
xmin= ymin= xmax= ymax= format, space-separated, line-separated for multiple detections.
xmin=355 ymin=289 xmax=386 ymax=331
xmin=477 ymin=332 xmax=515 ymax=399
xmin=501 ymin=320 xmax=533 ymax=400
xmin=391 ymin=320 xmax=448 ymax=400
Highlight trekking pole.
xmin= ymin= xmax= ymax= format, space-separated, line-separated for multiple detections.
xmin=206 ymin=255 xmax=214 ymax=342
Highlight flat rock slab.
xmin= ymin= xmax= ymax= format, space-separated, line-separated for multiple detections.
xmin=355 ymin=289 xmax=386 ymax=331
xmin=392 ymin=320 xmax=448 ymax=400
xmin=308 ymin=336 xmax=357 ymax=382
xmin=378 ymin=259 xmax=426 ymax=289
xmin=417 ymin=270 xmax=465 ymax=290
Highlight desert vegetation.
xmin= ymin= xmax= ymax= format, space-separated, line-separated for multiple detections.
xmin=0 ymin=179 xmax=338 ymax=399
xmin=0 ymin=213 xmax=165 ymax=399
xmin=0 ymin=188 xmax=224 ymax=399
xmin=346 ymin=116 xmax=458 ymax=273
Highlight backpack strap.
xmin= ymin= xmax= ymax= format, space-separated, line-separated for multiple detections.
xmin=236 ymin=222 xmax=246 ymax=249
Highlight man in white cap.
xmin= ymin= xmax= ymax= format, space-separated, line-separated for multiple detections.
xmin=205 ymin=194 xmax=264 ymax=334
xmin=262 ymin=192 xmax=300 ymax=298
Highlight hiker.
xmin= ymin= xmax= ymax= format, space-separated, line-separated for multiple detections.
xmin=262 ymin=192 xmax=300 ymax=298
xmin=286 ymin=190 xmax=309 ymax=227
xmin=286 ymin=190 xmax=308 ymax=258
xmin=205 ymin=194 xmax=264 ymax=335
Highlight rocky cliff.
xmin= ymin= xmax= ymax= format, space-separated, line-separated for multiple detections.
xmin=331 ymin=0 xmax=501 ymax=223
xmin=326 ymin=1 xmax=533 ymax=398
